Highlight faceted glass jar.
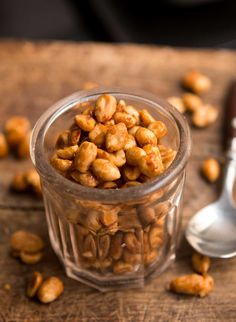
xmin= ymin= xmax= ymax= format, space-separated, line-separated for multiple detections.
xmin=31 ymin=88 xmax=191 ymax=291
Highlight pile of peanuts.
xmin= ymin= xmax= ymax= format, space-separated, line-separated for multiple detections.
xmin=51 ymin=94 xmax=176 ymax=188
xmin=167 ymin=70 xmax=218 ymax=128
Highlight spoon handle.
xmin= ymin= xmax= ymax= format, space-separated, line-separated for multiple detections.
xmin=225 ymin=81 xmax=236 ymax=154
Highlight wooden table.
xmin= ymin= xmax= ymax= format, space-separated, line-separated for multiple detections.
xmin=0 ymin=41 xmax=236 ymax=322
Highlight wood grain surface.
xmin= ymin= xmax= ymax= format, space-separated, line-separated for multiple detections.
xmin=0 ymin=41 xmax=236 ymax=322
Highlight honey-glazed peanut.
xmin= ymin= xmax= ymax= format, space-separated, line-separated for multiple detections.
xmin=123 ymin=105 xmax=140 ymax=124
xmin=0 ymin=133 xmax=9 ymax=158
xmin=56 ymin=130 xmax=70 ymax=148
xmin=81 ymin=210 xmax=102 ymax=232
xmin=24 ymin=169 xmax=42 ymax=197
xmin=192 ymin=252 xmax=211 ymax=275
xmin=149 ymin=226 xmax=163 ymax=248
xmin=123 ymin=250 xmax=141 ymax=265
xmin=201 ymin=158 xmax=220 ymax=182
xmin=56 ymin=145 xmax=78 ymax=160
xmin=37 ymin=277 xmax=64 ymax=303
xmin=98 ymin=235 xmax=110 ymax=260
xmin=135 ymin=127 xmax=157 ymax=147
xmin=10 ymin=230 xmax=44 ymax=253
xmin=182 ymin=93 xmax=202 ymax=112
xmin=109 ymin=232 xmax=124 ymax=260
xmin=70 ymin=171 xmax=98 ymax=187
xmin=69 ymin=127 xmax=81 ymax=145
xmin=154 ymin=202 xmax=169 ymax=219
xmin=121 ymin=181 xmax=141 ymax=188
xmin=100 ymin=258 xmax=112 ymax=269
xmin=82 ymin=104 xmax=95 ymax=116
xmin=26 ymin=271 xmax=43 ymax=298
xmin=75 ymin=114 xmax=96 ymax=132
xmin=138 ymin=207 xmax=156 ymax=227
xmin=99 ymin=181 xmax=118 ymax=189
xmin=89 ymin=123 xmax=107 ymax=146
xmin=143 ymin=144 xmax=162 ymax=158
xmin=167 ymin=97 xmax=186 ymax=114
xmin=182 ymin=70 xmax=211 ymax=94
xmin=117 ymin=99 xmax=126 ymax=112
xmin=95 ymin=94 xmax=117 ymax=123
xmin=92 ymin=158 xmax=121 ymax=181
xmin=122 ymin=165 xmax=140 ymax=181
xmin=128 ymin=125 xmax=140 ymax=136
xmin=20 ymin=251 xmax=43 ymax=265
xmin=4 ymin=116 xmax=31 ymax=148
xmin=118 ymin=210 xmax=141 ymax=230
xmin=158 ymin=145 xmax=177 ymax=169
xmin=82 ymin=234 xmax=97 ymax=259
xmin=125 ymin=146 xmax=146 ymax=166
xmin=139 ymin=153 xmax=164 ymax=178
xmin=97 ymin=148 xmax=126 ymax=168
xmin=124 ymin=232 xmax=141 ymax=254
xmin=113 ymin=112 xmax=137 ymax=128
xmin=168 ymin=274 xmax=214 ymax=297
xmin=113 ymin=261 xmax=134 ymax=274
xmin=148 ymin=121 xmax=167 ymax=139
xmin=192 ymin=104 xmax=218 ymax=128
xmin=143 ymin=232 xmax=150 ymax=253
xmin=106 ymin=123 xmax=128 ymax=152
xmin=144 ymin=249 xmax=158 ymax=265
xmin=124 ymin=134 xmax=137 ymax=151
xmin=139 ymin=109 xmax=155 ymax=126
xmin=74 ymin=141 xmax=97 ymax=173
xmin=51 ymin=154 xmax=72 ymax=172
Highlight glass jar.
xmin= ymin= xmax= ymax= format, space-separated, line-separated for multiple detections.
xmin=31 ymin=88 xmax=191 ymax=291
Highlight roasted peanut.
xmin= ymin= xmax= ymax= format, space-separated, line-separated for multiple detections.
xmin=74 ymin=141 xmax=97 ymax=173
xmin=70 ymin=171 xmax=98 ymax=187
xmin=100 ymin=211 xmax=118 ymax=226
xmin=82 ymin=234 xmax=97 ymax=258
xmin=182 ymin=93 xmax=202 ymax=112
xmin=124 ymin=232 xmax=141 ymax=254
xmin=75 ymin=114 xmax=96 ymax=132
xmin=51 ymin=154 xmax=72 ymax=172
xmin=168 ymin=274 xmax=214 ymax=297
xmin=20 ymin=251 xmax=43 ymax=265
xmin=144 ymin=249 xmax=158 ymax=265
xmin=92 ymin=158 xmax=120 ymax=181
xmin=201 ymin=158 xmax=220 ymax=182
xmin=138 ymin=207 xmax=156 ymax=227
xmin=69 ymin=127 xmax=81 ymax=145
xmin=4 ymin=116 xmax=30 ymax=148
xmin=81 ymin=210 xmax=102 ymax=232
xmin=89 ymin=123 xmax=107 ymax=146
xmin=182 ymin=70 xmax=211 ymax=94
xmin=149 ymin=226 xmax=163 ymax=248
xmin=192 ymin=104 xmax=218 ymax=128
xmin=98 ymin=235 xmax=110 ymax=260
xmin=122 ymin=165 xmax=140 ymax=181
xmin=124 ymin=134 xmax=137 ymax=150
xmin=56 ymin=130 xmax=70 ymax=148
xmin=27 ymin=272 xmax=43 ymax=298
xmin=95 ymin=94 xmax=117 ymax=123
xmin=148 ymin=121 xmax=167 ymax=139
xmin=56 ymin=145 xmax=78 ymax=160
xmin=128 ymin=125 xmax=140 ymax=136
xmin=37 ymin=277 xmax=64 ymax=303
xmin=135 ymin=127 xmax=157 ymax=147
xmin=117 ymin=99 xmax=126 ymax=112
xmin=139 ymin=109 xmax=156 ymax=126
xmin=167 ymin=97 xmax=185 ymax=114
xmin=99 ymin=181 xmax=118 ymax=189
xmin=123 ymin=105 xmax=140 ymax=124
xmin=97 ymin=148 xmax=126 ymax=168
xmin=139 ymin=153 xmax=164 ymax=177
xmin=113 ymin=112 xmax=136 ymax=128
xmin=109 ymin=232 xmax=124 ymax=260
xmin=123 ymin=250 xmax=141 ymax=265
xmin=113 ymin=261 xmax=133 ymax=274
xmin=125 ymin=146 xmax=146 ymax=166
xmin=10 ymin=230 xmax=44 ymax=253
xmin=121 ymin=181 xmax=141 ymax=188
xmin=0 ymin=133 xmax=9 ymax=157
xmin=192 ymin=252 xmax=211 ymax=275
xmin=106 ymin=123 xmax=128 ymax=152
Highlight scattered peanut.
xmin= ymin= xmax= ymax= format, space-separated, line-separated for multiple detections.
xmin=37 ymin=277 xmax=64 ymax=303
xmin=26 ymin=271 xmax=43 ymax=298
xmin=167 ymin=97 xmax=186 ymax=114
xmin=10 ymin=230 xmax=44 ymax=253
xmin=0 ymin=133 xmax=9 ymax=157
xmin=182 ymin=71 xmax=212 ymax=94
xmin=192 ymin=252 xmax=211 ymax=275
xmin=168 ymin=274 xmax=214 ymax=297
xmin=20 ymin=251 xmax=43 ymax=265
xmin=201 ymin=158 xmax=220 ymax=182
xmin=4 ymin=116 xmax=31 ymax=148
xmin=192 ymin=104 xmax=218 ymax=128
xmin=182 ymin=93 xmax=202 ymax=112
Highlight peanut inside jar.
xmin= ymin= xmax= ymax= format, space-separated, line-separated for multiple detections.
xmin=50 ymin=94 xmax=177 ymax=275
xmin=51 ymin=94 xmax=177 ymax=188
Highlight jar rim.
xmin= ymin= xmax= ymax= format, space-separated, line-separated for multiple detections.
xmin=30 ymin=87 xmax=191 ymax=202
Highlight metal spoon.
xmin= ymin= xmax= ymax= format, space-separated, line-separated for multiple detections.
xmin=185 ymin=81 xmax=236 ymax=258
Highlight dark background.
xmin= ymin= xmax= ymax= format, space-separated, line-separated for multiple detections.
xmin=0 ymin=0 xmax=235 ymax=48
